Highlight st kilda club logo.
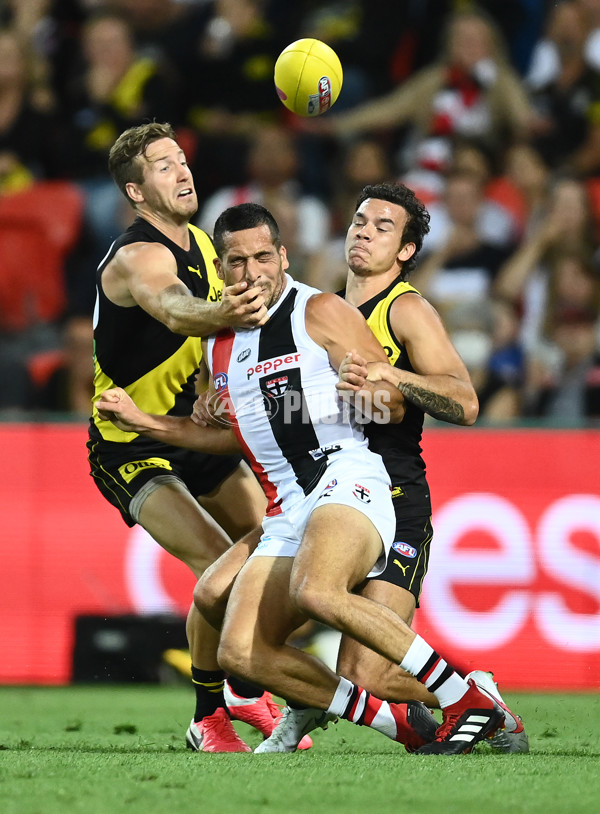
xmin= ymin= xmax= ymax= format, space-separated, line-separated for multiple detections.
xmin=352 ymin=483 xmax=371 ymax=503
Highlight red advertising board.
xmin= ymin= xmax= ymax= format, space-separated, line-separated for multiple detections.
xmin=0 ymin=423 xmax=195 ymax=684
xmin=1 ymin=423 xmax=599 ymax=688
xmin=417 ymin=428 xmax=600 ymax=690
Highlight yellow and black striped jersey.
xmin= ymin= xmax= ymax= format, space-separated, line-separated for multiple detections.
xmin=342 ymin=278 xmax=431 ymax=517
xmin=90 ymin=217 xmax=222 ymax=444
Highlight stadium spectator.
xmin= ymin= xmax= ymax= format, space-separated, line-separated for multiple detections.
xmin=303 ymin=137 xmax=392 ymax=292
xmin=523 ymin=302 xmax=600 ymax=421
xmin=476 ymin=0 xmax=548 ymax=75
xmin=520 ymin=246 xmax=600 ymax=403
xmin=26 ymin=313 xmax=94 ymax=416
xmin=0 ymin=0 xmax=56 ymax=103
xmin=526 ymin=0 xmax=600 ymax=81
xmin=526 ymin=0 xmax=600 ymax=176
xmin=498 ymin=141 xmax=552 ymax=238
xmin=446 ymin=137 xmax=523 ymax=244
xmin=0 ymin=26 xmax=66 ymax=192
xmin=60 ymin=8 xmax=180 ymax=271
xmin=181 ymin=0 xmax=287 ymax=201
xmin=451 ymin=297 xmax=526 ymax=423
xmin=423 ymin=139 xmax=520 ymax=252
xmin=411 ymin=169 xmax=516 ymax=322
xmin=0 ymin=25 xmax=72 ymax=411
xmin=112 ymin=0 xmax=204 ymax=68
xmin=196 ymin=124 xmax=330 ymax=284
xmin=306 ymin=7 xmax=534 ymax=193
xmin=290 ymin=0 xmax=406 ymax=106
xmin=545 ymin=246 xmax=600 ymax=324
xmin=493 ymin=176 xmax=598 ymax=351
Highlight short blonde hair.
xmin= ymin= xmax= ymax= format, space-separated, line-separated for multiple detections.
xmin=108 ymin=122 xmax=176 ymax=205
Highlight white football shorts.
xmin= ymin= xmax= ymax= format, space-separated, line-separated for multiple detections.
xmin=251 ymin=446 xmax=395 ymax=578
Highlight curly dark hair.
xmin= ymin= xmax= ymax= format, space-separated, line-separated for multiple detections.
xmin=355 ymin=182 xmax=431 ymax=277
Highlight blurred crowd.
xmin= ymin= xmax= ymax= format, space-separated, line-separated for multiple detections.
xmin=1 ymin=0 xmax=600 ymax=425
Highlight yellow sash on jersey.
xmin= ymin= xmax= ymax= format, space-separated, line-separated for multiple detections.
xmin=93 ymin=226 xmax=223 ymax=442
xmin=364 ymin=280 xmax=420 ymax=366
xmin=189 ymin=225 xmax=223 ymax=304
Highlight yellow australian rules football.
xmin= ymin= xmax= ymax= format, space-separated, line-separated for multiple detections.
xmin=274 ymin=38 xmax=343 ymax=117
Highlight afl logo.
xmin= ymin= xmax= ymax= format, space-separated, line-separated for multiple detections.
xmin=392 ymin=541 xmax=417 ymax=558
xmin=214 ymin=372 xmax=228 ymax=391
xmin=318 ymin=76 xmax=332 ymax=113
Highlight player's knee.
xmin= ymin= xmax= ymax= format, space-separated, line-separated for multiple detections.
xmin=217 ymin=633 xmax=253 ymax=680
xmin=217 ymin=630 xmax=271 ymax=688
xmin=192 ymin=576 xmax=210 ymax=615
xmin=193 ymin=570 xmax=223 ymax=613
xmin=291 ymin=579 xmax=339 ymax=627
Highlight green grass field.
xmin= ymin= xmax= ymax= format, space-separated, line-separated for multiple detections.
xmin=0 ymin=685 xmax=598 ymax=814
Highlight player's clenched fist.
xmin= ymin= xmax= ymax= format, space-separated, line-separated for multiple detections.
xmin=191 ymin=391 xmax=228 ymax=428
xmin=96 ymin=388 xmax=149 ymax=433
xmin=336 ymin=350 xmax=369 ymax=392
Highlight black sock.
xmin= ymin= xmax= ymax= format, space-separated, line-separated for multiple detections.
xmin=226 ymin=675 xmax=265 ymax=699
xmin=192 ymin=667 xmax=226 ymax=722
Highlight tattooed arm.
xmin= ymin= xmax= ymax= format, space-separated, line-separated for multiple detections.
xmin=376 ymin=292 xmax=479 ymax=426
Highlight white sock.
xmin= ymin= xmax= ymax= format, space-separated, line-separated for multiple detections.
xmin=400 ymin=635 xmax=468 ymax=708
xmin=326 ymin=676 xmax=355 ymax=718
xmin=327 ymin=678 xmax=401 ymax=741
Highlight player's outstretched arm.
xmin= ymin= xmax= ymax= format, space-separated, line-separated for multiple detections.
xmin=308 ymin=293 xmax=406 ymax=423
xmin=104 ymin=242 xmax=269 ymax=336
xmin=96 ymin=388 xmax=240 ymax=454
xmin=386 ymin=293 xmax=479 ymax=426
xmin=155 ymin=279 xmax=271 ymax=334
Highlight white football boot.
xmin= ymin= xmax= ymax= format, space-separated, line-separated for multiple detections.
xmin=254 ymin=706 xmax=337 ymax=753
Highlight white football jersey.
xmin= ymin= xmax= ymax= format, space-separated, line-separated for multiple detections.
xmin=206 ymin=276 xmax=367 ymax=515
